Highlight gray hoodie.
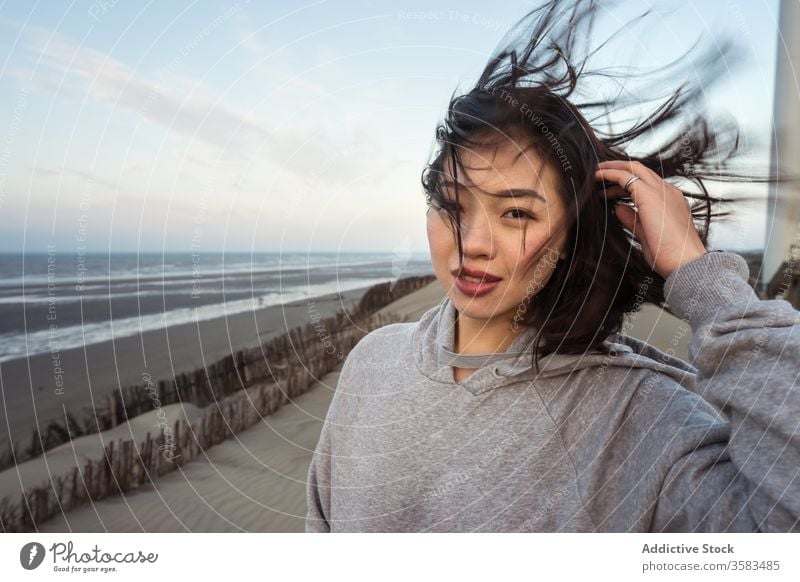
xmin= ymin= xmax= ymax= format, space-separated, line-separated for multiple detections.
xmin=305 ymin=251 xmax=800 ymax=532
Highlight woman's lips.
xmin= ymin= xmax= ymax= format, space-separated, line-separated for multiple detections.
xmin=452 ymin=267 xmax=501 ymax=281
xmin=453 ymin=273 xmax=501 ymax=297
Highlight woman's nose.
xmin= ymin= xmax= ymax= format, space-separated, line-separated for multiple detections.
xmin=461 ymin=210 xmax=495 ymax=256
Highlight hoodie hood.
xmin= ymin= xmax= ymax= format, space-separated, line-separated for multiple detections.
xmin=411 ymin=295 xmax=698 ymax=396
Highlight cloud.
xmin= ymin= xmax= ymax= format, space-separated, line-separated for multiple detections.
xmin=15 ymin=25 xmax=270 ymax=156
xmin=6 ymin=20 xmax=426 ymax=256
xmin=13 ymin=24 xmax=380 ymax=186
xmin=31 ymin=165 xmax=119 ymax=190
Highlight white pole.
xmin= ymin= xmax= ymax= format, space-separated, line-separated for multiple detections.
xmin=764 ymin=0 xmax=800 ymax=291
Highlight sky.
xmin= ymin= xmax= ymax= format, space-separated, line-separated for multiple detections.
xmin=0 ymin=0 xmax=782 ymax=254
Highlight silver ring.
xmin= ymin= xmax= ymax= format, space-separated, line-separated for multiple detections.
xmin=623 ymin=175 xmax=641 ymax=192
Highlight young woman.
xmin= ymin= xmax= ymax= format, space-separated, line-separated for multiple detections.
xmin=306 ymin=0 xmax=800 ymax=532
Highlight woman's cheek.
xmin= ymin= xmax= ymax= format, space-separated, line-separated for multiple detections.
xmin=427 ymin=216 xmax=446 ymax=253
xmin=515 ymin=250 xmax=559 ymax=295
xmin=426 ymin=212 xmax=441 ymax=247
xmin=427 ymin=213 xmax=454 ymax=277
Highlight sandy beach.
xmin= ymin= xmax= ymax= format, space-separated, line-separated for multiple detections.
xmin=28 ymin=281 xmax=446 ymax=532
xmin=9 ymin=278 xmax=688 ymax=532
xmin=35 ymin=373 xmax=343 ymax=532
xmin=0 ymin=286 xmax=370 ymax=452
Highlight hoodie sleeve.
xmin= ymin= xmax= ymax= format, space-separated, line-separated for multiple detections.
xmin=304 ymin=347 xmax=361 ymax=532
xmin=305 ymin=409 xmax=333 ymax=532
xmin=305 ymin=356 xmax=356 ymax=533
xmin=651 ymin=250 xmax=800 ymax=532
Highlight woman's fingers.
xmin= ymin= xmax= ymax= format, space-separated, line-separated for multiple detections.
xmin=596 ymin=181 xmax=631 ymax=198
xmin=614 ymin=202 xmax=638 ymax=234
xmin=594 ymin=168 xmax=646 ymax=202
xmin=595 ymin=160 xmax=663 ymax=202
xmin=596 ymin=159 xmax=660 ymax=182
xmin=593 ymin=159 xmax=706 ymax=278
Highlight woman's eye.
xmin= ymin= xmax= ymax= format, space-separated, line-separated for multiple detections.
xmin=504 ymin=208 xmax=534 ymax=220
xmin=431 ymin=201 xmax=533 ymax=221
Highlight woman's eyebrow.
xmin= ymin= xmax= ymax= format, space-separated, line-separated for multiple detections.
xmin=440 ymin=179 xmax=546 ymax=203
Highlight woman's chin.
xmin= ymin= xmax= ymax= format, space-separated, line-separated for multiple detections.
xmin=448 ymin=292 xmax=511 ymax=319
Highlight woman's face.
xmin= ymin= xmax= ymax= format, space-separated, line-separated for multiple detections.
xmin=426 ymin=138 xmax=569 ymax=326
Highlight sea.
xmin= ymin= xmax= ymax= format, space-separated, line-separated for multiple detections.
xmin=0 ymin=251 xmax=434 ymax=363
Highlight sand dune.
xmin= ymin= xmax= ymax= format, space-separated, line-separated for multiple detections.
xmin=38 ymin=371 xmax=340 ymax=532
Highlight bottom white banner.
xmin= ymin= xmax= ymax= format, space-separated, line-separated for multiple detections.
xmin=2 ymin=533 xmax=798 ymax=581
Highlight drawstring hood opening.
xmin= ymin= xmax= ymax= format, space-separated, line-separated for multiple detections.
xmin=412 ymin=295 xmax=698 ymax=395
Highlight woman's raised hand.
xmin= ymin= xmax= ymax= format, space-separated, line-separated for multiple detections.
xmin=595 ymin=160 xmax=707 ymax=279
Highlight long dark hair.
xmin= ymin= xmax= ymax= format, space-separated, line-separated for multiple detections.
xmin=421 ymin=0 xmax=770 ymax=372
